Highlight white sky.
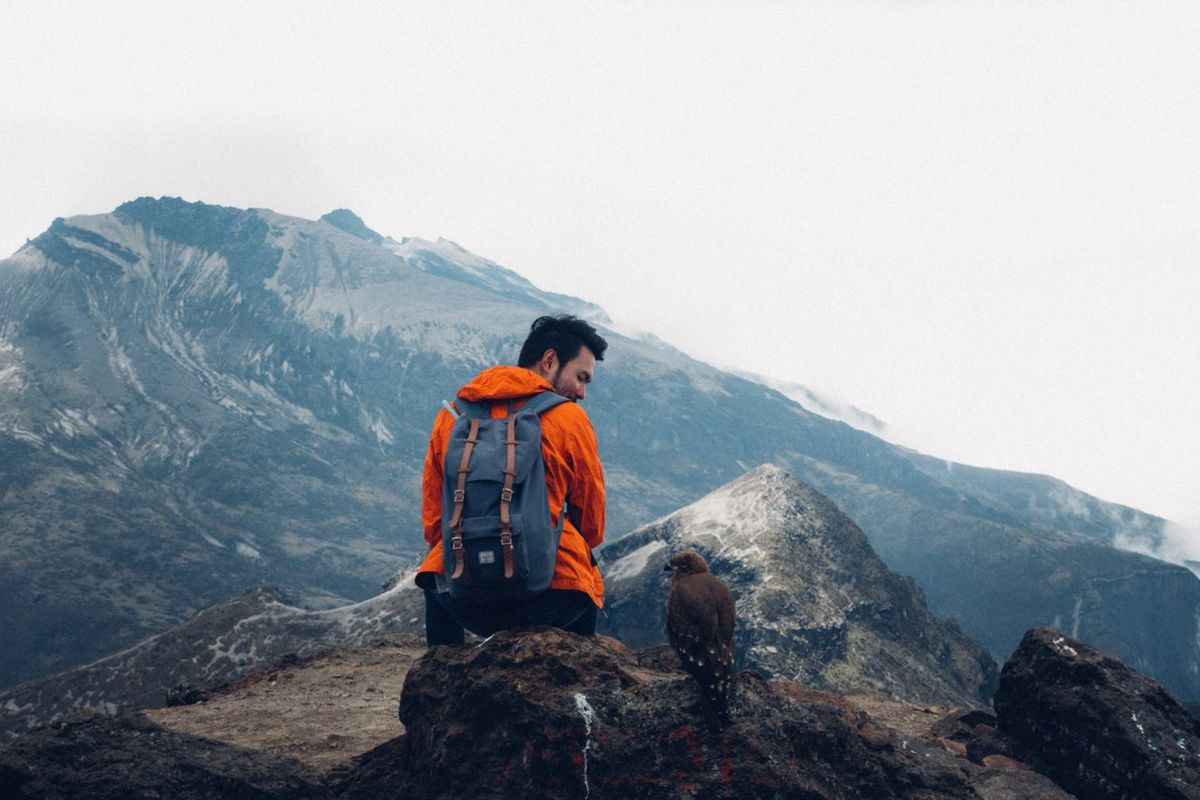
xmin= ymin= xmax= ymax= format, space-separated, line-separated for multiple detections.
xmin=2 ymin=1 xmax=1198 ymax=526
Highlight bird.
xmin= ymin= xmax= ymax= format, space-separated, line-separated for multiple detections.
xmin=665 ymin=550 xmax=736 ymax=726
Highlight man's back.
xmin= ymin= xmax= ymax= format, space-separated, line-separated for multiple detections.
xmin=415 ymin=314 xmax=609 ymax=645
xmin=417 ymin=365 xmax=605 ymax=608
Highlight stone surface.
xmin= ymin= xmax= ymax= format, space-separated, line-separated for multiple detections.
xmin=993 ymin=627 xmax=1200 ymax=800
xmin=970 ymin=768 xmax=1076 ymax=800
xmin=929 ymin=708 xmax=998 ymax=743
xmin=0 ymin=712 xmax=323 ymax=800
xmin=33 ymin=627 xmax=1200 ymax=800
xmin=333 ymin=627 xmax=980 ymax=800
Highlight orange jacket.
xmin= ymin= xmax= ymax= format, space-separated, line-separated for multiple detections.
xmin=416 ymin=366 xmax=606 ymax=607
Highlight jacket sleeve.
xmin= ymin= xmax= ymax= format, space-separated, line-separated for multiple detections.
xmin=564 ymin=407 xmax=606 ymax=550
xmin=421 ymin=409 xmax=453 ymax=549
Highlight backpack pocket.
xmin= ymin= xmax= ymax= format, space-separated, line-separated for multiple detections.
xmin=447 ymin=513 xmax=529 ymax=594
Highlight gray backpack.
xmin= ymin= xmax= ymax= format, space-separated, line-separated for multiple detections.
xmin=441 ymin=391 xmax=569 ymax=602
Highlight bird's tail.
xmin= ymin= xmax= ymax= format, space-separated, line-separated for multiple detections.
xmin=702 ymin=676 xmax=734 ymax=729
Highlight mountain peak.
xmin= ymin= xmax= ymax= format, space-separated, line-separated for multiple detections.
xmin=115 ymin=195 xmax=202 ymax=215
xmin=655 ymin=462 xmax=831 ymax=561
xmin=600 ymin=466 xmax=999 ymax=706
xmin=319 ymin=209 xmax=384 ymax=244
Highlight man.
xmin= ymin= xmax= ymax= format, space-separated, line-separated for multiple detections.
xmin=415 ymin=314 xmax=608 ymax=645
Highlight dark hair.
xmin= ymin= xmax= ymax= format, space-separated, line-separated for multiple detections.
xmin=517 ymin=315 xmax=608 ymax=369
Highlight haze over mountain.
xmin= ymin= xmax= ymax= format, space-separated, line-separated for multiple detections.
xmin=1 ymin=197 xmax=1197 ymax=702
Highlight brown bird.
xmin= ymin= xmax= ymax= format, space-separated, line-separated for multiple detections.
xmin=665 ymin=551 xmax=736 ymax=726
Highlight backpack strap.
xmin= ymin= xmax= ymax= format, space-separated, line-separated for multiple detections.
xmin=448 ymin=417 xmax=481 ymax=580
xmin=499 ymin=414 xmax=518 ymax=579
xmin=519 ymin=390 xmax=570 ymax=416
xmin=520 ymin=390 xmax=571 ymax=543
xmin=450 ymin=391 xmax=565 ymax=420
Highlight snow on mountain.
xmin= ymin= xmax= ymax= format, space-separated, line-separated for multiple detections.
xmin=599 ymin=464 xmax=998 ymax=707
xmin=385 ymin=234 xmax=609 ymax=324
xmin=732 ymin=370 xmax=887 ymax=435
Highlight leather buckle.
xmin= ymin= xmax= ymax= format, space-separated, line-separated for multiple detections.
xmin=453 ymin=489 xmax=465 ymax=502
xmin=500 ymin=488 xmax=514 ymax=502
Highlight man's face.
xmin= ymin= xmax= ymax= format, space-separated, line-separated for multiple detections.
xmin=537 ymin=346 xmax=596 ymax=402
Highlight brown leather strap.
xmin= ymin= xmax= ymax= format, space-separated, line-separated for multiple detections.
xmin=499 ymin=414 xmax=517 ymax=578
xmin=449 ymin=418 xmax=480 ymax=580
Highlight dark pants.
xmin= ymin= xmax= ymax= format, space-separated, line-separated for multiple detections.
xmin=423 ymin=588 xmax=598 ymax=646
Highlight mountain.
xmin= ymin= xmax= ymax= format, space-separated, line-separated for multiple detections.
xmin=599 ymin=465 xmax=996 ymax=707
xmin=0 ymin=466 xmax=988 ymax=737
xmin=2 ymin=196 xmax=1197 ymax=702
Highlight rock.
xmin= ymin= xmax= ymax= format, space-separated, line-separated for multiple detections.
xmin=930 ymin=708 xmax=998 ymax=743
xmin=970 ymin=768 xmax=1077 ymax=800
xmin=937 ymin=738 xmax=968 ymax=757
xmin=979 ymin=755 xmax=1028 ymax=771
xmin=993 ymin=627 xmax=1200 ymax=800
xmin=333 ymin=627 xmax=979 ymax=800
xmin=165 ymin=684 xmax=212 ymax=707
xmin=965 ymin=728 xmax=1024 ymax=766
xmin=0 ymin=712 xmax=323 ymax=799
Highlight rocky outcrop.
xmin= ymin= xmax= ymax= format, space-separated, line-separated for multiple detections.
xmin=600 ymin=465 xmax=998 ymax=708
xmin=335 ymin=627 xmax=984 ymax=800
xmin=12 ymin=626 xmax=1200 ymax=799
xmin=984 ymin=628 xmax=1200 ymax=800
xmin=3 ymin=628 xmax=995 ymax=799
xmin=0 ymin=712 xmax=324 ymax=800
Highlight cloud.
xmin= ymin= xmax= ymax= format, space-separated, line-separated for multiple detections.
xmin=1160 ymin=519 xmax=1200 ymax=576
xmin=1115 ymin=513 xmax=1200 ymax=578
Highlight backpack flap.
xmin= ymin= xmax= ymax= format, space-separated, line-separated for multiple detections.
xmin=450 ymin=415 xmax=543 ymax=499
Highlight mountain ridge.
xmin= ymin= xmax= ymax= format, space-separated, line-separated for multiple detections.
xmin=1 ymin=196 xmax=1195 ymax=703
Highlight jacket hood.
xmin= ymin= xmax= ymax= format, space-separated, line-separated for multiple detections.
xmin=457 ymin=366 xmax=555 ymax=402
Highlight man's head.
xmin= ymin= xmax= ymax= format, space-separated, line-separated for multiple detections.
xmin=518 ymin=315 xmax=608 ymax=402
